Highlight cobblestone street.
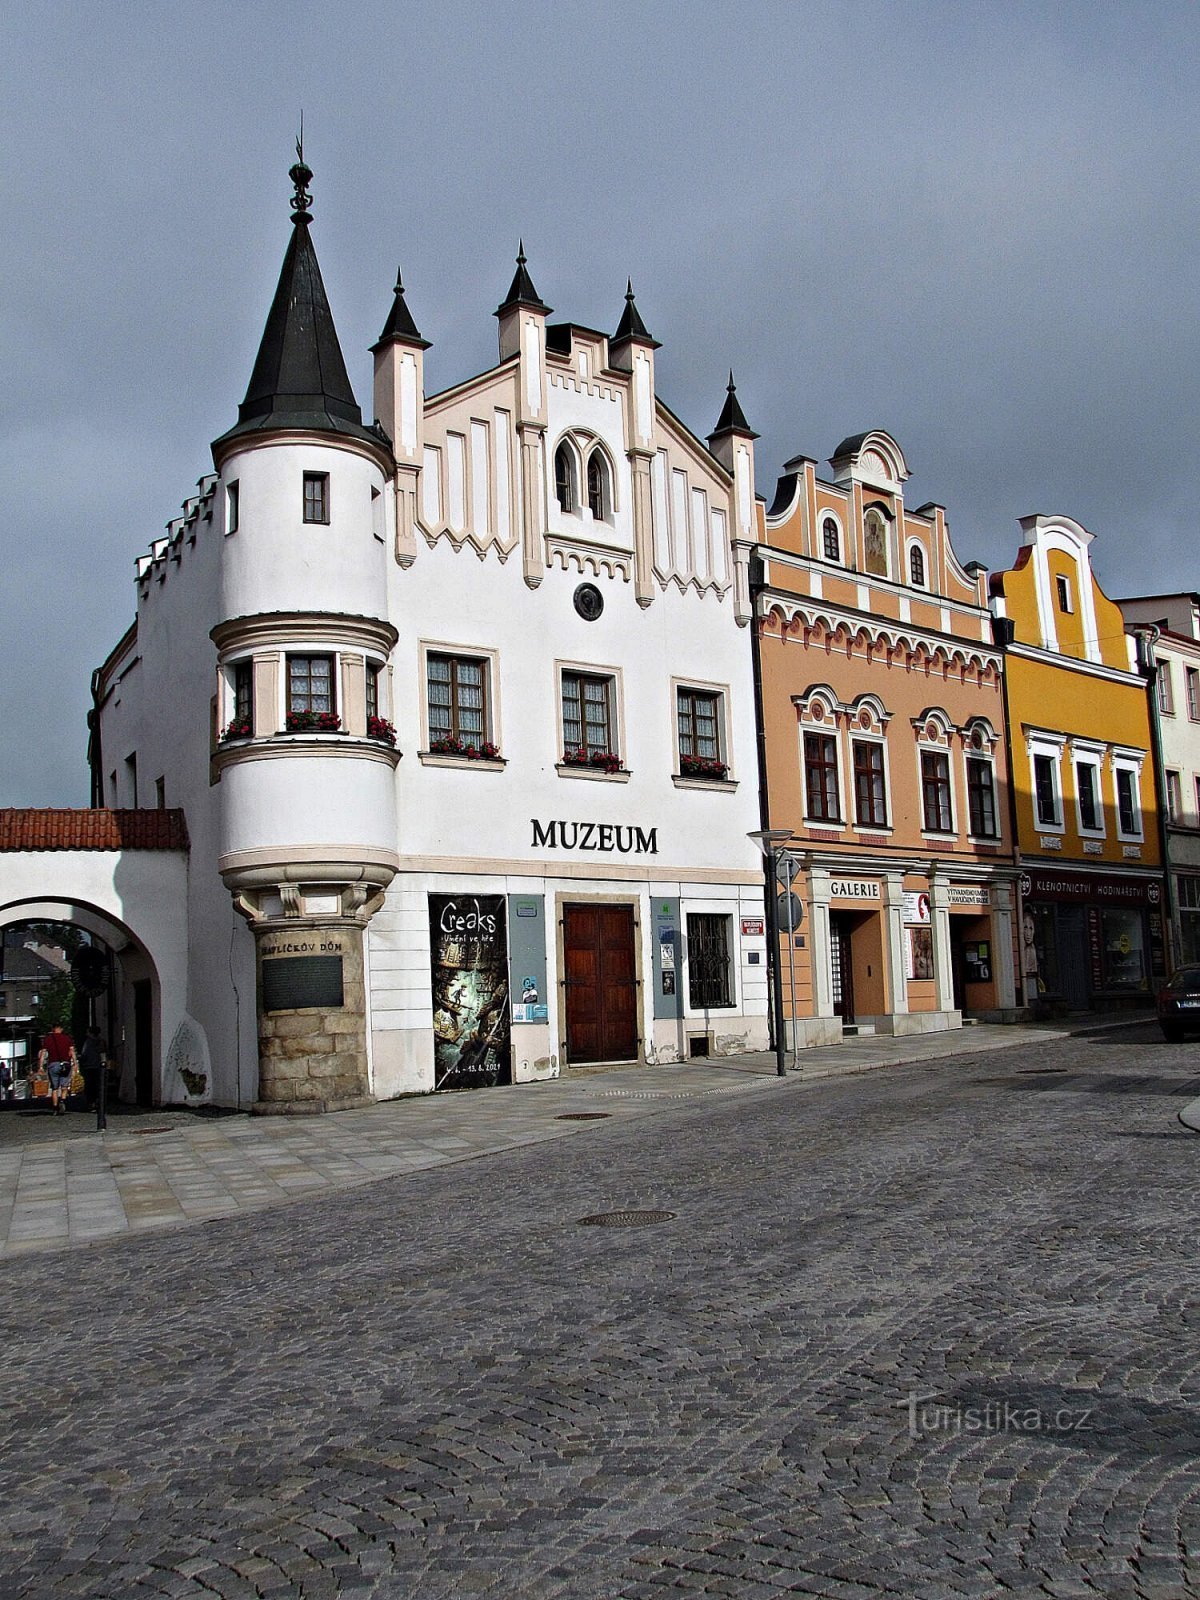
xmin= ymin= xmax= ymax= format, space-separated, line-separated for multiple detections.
xmin=3 ymin=1022 xmax=1200 ymax=1598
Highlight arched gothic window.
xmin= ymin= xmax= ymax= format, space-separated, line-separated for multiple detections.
xmin=822 ymin=517 xmax=840 ymax=562
xmin=909 ymin=544 xmax=926 ymax=587
xmin=554 ymin=443 xmax=576 ymax=513
xmin=586 ymin=450 xmax=610 ymax=520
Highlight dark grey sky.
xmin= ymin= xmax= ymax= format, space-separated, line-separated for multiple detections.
xmin=4 ymin=0 xmax=1198 ymax=805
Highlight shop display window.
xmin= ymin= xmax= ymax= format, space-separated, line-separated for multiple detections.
xmin=1101 ymin=908 xmax=1147 ymax=992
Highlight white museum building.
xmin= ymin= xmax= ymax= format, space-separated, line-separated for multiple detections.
xmin=84 ymin=157 xmax=772 ymax=1108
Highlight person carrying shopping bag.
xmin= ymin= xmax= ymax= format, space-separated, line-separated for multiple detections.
xmin=38 ymin=1023 xmax=78 ymax=1116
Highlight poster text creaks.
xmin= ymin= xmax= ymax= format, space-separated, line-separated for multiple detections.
xmin=531 ymin=820 xmax=658 ymax=854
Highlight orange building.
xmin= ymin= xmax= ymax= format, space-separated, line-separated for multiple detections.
xmin=754 ymin=430 xmax=1022 ymax=1044
xmin=990 ymin=516 xmax=1166 ymax=1011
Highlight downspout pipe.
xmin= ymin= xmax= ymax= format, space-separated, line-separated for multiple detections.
xmin=748 ymin=549 xmax=788 ymax=1077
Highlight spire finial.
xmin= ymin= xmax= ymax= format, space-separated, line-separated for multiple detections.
xmin=626 ymin=278 xmax=635 ymax=302
xmin=394 ymin=265 xmax=404 ymax=294
xmin=517 ymin=239 xmax=526 ymax=266
xmin=728 ymin=369 xmax=736 ymax=392
xmin=289 ymin=117 xmax=313 ymax=223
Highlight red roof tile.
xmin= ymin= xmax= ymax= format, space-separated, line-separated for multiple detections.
xmin=0 ymin=809 xmax=189 ymax=853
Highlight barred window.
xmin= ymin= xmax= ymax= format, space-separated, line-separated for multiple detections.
xmin=687 ymin=913 xmax=733 ymax=1009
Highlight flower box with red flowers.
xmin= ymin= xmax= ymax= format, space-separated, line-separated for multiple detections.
xmin=285 ymin=711 xmax=342 ymax=734
xmin=220 ymin=718 xmax=253 ymax=742
xmin=367 ymin=715 xmax=397 ymax=746
xmin=429 ymin=735 xmax=500 ymax=760
xmin=563 ymin=747 xmax=624 ymax=775
xmin=679 ymin=754 xmax=729 ymax=780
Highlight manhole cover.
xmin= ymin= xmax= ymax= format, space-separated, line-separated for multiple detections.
xmin=577 ymin=1210 xmax=676 ymax=1228
xmin=556 ymin=1112 xmax=612 ymax=1121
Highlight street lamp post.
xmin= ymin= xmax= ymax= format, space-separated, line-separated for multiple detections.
xmin=748 ymin=828 xmax=795 ymax=1078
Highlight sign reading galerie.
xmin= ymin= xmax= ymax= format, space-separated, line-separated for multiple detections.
xmin=829 ymin=878 xmax=881 ymax=902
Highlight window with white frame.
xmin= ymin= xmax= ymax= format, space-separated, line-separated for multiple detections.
xmin=562 ymin=670 xmax=617 ymax=763
xmin=822 ymin=516 xmax=840 ymax=563
xmin=1196 ymin=774 xmax=1200 ymax=823
xmin=852 ymin=738 xmax=888 ymax=827
xmin=1158 ymin=660 xmax=1175 ymax=715
xmin=803 ymin=730 xmax=841 ymax=822
xmin=921 ymin=749 xmax=954 ymax=833
xmin=1028 ymin=735 xmax=1065 ymax=830
xmin=1055 ymin=574 xmax=1073 ymax=613
xmin=232 ymin=660 xmax=253 ymax=731
xmin=1075 ymin=756 xmax=1103 ymax=833
xmin=226 ymin=480 xmax=239 ymax=535
xmin=966 ymin=755 xmax=998 ymax=838
xmin=676 ymin=686 xmax=727 ymax=778
xmin=1187 ymin=665 xmax=1200 ymax=721
xmin=1167 ymin=769 xmax=1183 ymax=823
xmin=909 ymin=543 xmax=926 ymax=588
xmin=1113 ymin=754 xmax=1144 ymax=839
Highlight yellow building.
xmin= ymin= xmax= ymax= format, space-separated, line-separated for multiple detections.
xmin=990 ymin=515 xmax=1166 ymax=1010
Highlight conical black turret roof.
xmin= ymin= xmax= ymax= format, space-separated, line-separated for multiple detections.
xmin=709 ymin=371 xmax=759 ymax=441
xmin=494 ymin=242 xmax=551 ymax=317
xmin=214 ymin=154 xmax=385 ymax=456
xmin=612 ymin=280 xmax=660 ymax=348
xmin=371 ymin=266 xmax=431 ymax=352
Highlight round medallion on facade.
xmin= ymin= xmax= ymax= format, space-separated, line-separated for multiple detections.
xmin=573 ymin=583 xmax=604 ymax=621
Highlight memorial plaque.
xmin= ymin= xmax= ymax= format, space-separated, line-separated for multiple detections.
xmin=262 ymin=955 xmax=344 ymax=1012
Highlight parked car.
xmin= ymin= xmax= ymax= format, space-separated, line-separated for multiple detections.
xmin=1157 ymin=966 xmax=1200 ymax=1041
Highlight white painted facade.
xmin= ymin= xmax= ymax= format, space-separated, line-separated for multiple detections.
xmin=91 ymin=209 xmax=770 ymax=1107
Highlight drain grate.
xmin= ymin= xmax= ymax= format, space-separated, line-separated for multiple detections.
xmin=577 ymin=1209 xmax=676 ymax=1228
xmin=127 ymin=1126 xmax=177 ymax=1136
xmin=556 ymin=1112 xmax=612 ymax=1121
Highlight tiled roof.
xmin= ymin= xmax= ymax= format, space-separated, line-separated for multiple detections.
xmin=0 ymin=809 xmax=189 ymax=853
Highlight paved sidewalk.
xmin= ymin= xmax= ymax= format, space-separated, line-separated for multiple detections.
xmin=0 ymin=1020 xmax=1130 ymax=1257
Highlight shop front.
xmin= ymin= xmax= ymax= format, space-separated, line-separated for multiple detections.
xmin=1020 ymin=866 xmax=1167 ymax=1012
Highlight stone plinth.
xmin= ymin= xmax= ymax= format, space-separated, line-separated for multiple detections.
xmin=253 ymin=922 xmax=370 ymax=1113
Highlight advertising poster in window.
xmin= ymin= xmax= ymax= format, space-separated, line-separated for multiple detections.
xmin=907 ymin=926 xmax=935 ymax=981
xmin=429 ymin=895 xmax=512 ymax=1090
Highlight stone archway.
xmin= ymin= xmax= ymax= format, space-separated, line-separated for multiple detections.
xmin=0 ymin=811 xmax=196 ymax=1107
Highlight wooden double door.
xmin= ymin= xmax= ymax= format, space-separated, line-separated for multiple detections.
xmin=563 ymin=903 xmax=639 ymax=1064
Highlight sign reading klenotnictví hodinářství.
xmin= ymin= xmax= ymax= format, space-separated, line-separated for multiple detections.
xmin=1021 ymin=869 xmax=1163 ymax=906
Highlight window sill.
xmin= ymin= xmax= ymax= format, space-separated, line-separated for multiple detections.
xmin=672 ymin=774 xmax=738 ymax=792
xmin=419 ymin=751 xmax=506 ymax=771
xmin=210 ymin=734 xmax=401 ymax=776
xmin=920 ymin=828 xmax=957 ymax=841
xmin=555 ymin=763 xmax=631 ymax=783
xmin=852 ymin=824 xmax=893 ymax=837
xmin=966 ymin=834 xmax=1003 ymax=847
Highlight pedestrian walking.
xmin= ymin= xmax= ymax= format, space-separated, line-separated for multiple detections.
xmin=78 ymin=1027 xmax=104 ymax=1111
xmin=38 ymin=1024 xmax=78 ymax=1115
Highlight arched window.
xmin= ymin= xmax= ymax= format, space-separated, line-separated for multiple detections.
xmin=586 ymin=450 xmax=610 ymax=520
xmin=822 ymin=517 xmax=840 ymax=562
xmin=864 ymin=510 xmax=888 ymax=577
xmin=909 ymin=544 xmax=925 ymax=586
xmin=554 ymin=443 xmax=576 ymax=513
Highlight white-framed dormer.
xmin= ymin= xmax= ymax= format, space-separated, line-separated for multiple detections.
xmin=1069 ymin=736 xmax=1107 ymax=840
xmin=1017 ymin=513 xmax=1102 ymax=663
xmin=913 ymin=707 xmax=957 ymax=839
xmin=1026 ymin=728 xmax=1068 ymax=838
xmin=1111 ymin=745 xmax=1147 ymax=843
xmin=961 ymin=715 xmax=1002 ymax=843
